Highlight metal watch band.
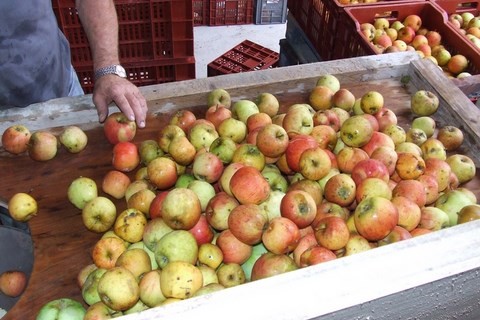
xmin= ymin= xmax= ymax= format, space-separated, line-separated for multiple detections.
xmin=94 ymin=65 xmax=127 ymax=80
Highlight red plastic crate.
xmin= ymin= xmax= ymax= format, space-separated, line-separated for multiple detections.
xmin=75 ymin=57 xmax=196 ymax=94
xmin=52 ymin=0 xmax=194 ymax=66
xmin=343 ymin=2 xmax=480 ymax=74
xmin=208 ymin=0 xmax=254 ymax=25
xmin=207 ymin=40 xmax=279 ymax=76
xmin=431 ymin=0 xmax=480 ymax=51
xmin=194 ymin=0 xmax=209 ymax=26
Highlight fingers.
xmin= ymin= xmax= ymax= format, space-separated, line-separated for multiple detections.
xmin=93 ymin=77 xmax=147 ymax=128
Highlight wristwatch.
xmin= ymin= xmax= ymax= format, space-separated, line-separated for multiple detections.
xmin=94 ymin=64 xmax=127 ymax=80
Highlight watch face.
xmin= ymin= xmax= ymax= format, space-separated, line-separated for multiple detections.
xmin=115 ymin=65 xmax=127 ymax=78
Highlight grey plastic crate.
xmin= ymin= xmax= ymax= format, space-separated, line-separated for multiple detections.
xmin=254 ymin=0 xmax=288 ymax=24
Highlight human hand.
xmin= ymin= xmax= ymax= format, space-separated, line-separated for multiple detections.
xmin=92 ymin=75 xmax=148 ymax=128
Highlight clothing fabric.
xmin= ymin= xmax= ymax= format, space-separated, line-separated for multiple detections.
xmin=0 ymin=0 xmax=74 ymax=109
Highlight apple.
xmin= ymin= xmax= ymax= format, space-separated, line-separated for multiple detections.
xmin=124 ymin=179 xmax=151 ymax=203
xmin=154 ymin=229 xmax=198 ymax=269
xmin=405 ymin=127 xmax=427 ymax=146
xmin=355 ymin=177 xmax=392 ymax=203
xmin=246 ymin=112 xmax=272 ymax=132
xmin=137 ymin=139 xmax=162 ymax=166
xmin=187 ymin=214 xmax=214 ymax=246
xmin=447 ymin=54 xmax=468 ymax=75
xmin=370 ymin=146 xmax=398 ymax=176
xmin=392 ymin=179 xmax=427 ymax=208
xmin=284 ymin=134 xmax=319 ymax=172
xmin=457 ymin=204 xmax=480 ymax=224
xmin=354 ymin=196 xmax=399 ymax=241
xmin=36 ymin=298 xmax=86 ymax=320
xmin=147 ymin=156 xmax=177 ymax=190
xmin=216 ymin=229 xmax=252 ymax=264
xmin=198 ymin=242 xmax=224 ymax=269
xmin=114 ymin=208 xmax=147 ymax=243
xmin=81 ymin=267 xmax=107 ymax=306
xmin=331 ymin=88 xmax=356 ymax=112
xmin=207 ymin=88 xmax=231 ymax=108
xmin=314 ymin=216 xmax=350 ymax=251
xmin=435 ymin=189 xmax=476 ymax=226
xmin=292 ymin=233 xmax=318 ymax=267
xmin=315 ymin=74 xmax=341 ymax=93
xmin=229 ymin=166 xmax=270 ymax=205
xmin=256 ymin=123 xmax=290 ymax=158
xmin=241 ymin=242 xmax=269 ymax=281
xmin=7 ymin=192 xmax=38 ymax=222
xmin=309 ymin=85 xmax=334 ymax=111
xmin=209 ymin=136 xmax=237 ymax=164
xmin=161 ymin=187 xmax=201 ymax=230
xmin=403 ymin=14 xmax=422 ymax=31
xmin=411 ymin=90 xmax=439 ymax=116
xmin=231 ymin=143 xmax=265 ymax=171
xmin=382 ymin=124 xmax=407 ymax=146
xmin=437 ymin=126 xmax=464 ymax=151
xmin=82 ymin=196 xmax=117 ymax=233
xmin=336 ymin=146 xmax=369 ymax=174
xmin=417 ymin=173 xmax=440 ymax=205
xmin=231 ymin=99 xmax=259 ymax=123
xmin=299 ymin=245 xmax=337 ymax=267
xmin=323 ymin=173 xmax=356 ymax=207
xmin=418 ymin=206 xmax=450 ymax=231
xmin=205 ymin=104 xmax=232 ymax=130
xmin=67 ymin=176 xmax=98 ymax=210
xmin=97 ymin=266 xmax=140 ymax=311
xmin=283 ymin=103 xmax=315 ymax=136
xmin=192 ymin=283 xmax=225 ymax=297
xmin=288 ymin=178 xmax=323 ymax=206
xmin=1 ymin=124 xmax=31 ymax=154
xmin=168 ymin=135 xmax=196 ymax=166
xmin=351 ymin=158 xmax=390 ymax=186
xmin=397 ymin=26 xmax=416 ymax=43
xmin=197 ymin=264 xmax=219 ymax=286
xmin=298 ymin=146 xmax=332 ymax=180
xmin=59 ymin=125 xmax=88 ymax=153
xmin=310 ymin=124 xmax=337 ymax=151
xmin=391 ymin=196 xmax=421 ymax=231
xmin=169 ymin=109 xmax=196 ymax=133
xmin=420 ymin=137 xmax=447 ymax=161
xmin=138 ymin=270 xmax=166 ymax=307
xmin=92 ymin=236 xmax=127 ymax=269
xmin=262 ymin=216 xmax=301 ymax=254
xmin=218 ymin=162 xmax=245 ymax=196
xmin=280 ymin=189 xmax=317 ymax=229
xmin=115 ymin=248 xmax=152 ymax=282
xmin=228 ymin=203 xmax=268 ymax=245
xmin=27 ymin=130 xmax=58 ymax=161
xmin=126 ymin=188 xmax=156 ymax=217
xmin=188 ymin=120 xmax=219 ymax=151
xmin=216 ymin=263 xmax=246 ymax=288
xmin=446 ymin=154 xmax=476 ymax=184
xmin=251 ymin=252 xmax=298 ymax=281
xmin=101 ymin=170 xmax=131 ymax=200
xmin=217 ymin=117 xmax=247 ymax=143
xmin=411 ymin=116 xmax=436 ymax=138
xmin=395 ymin=151 xmax=426 ymax=180
xmin=128 ymin=241 xmax=158 ymax=270
xmin=191 ymin=151 xmax=224 ymax=184
xmin=103 ymin=112 xmax=136 ymax=145
xmin=377 ymin=225 xmax=412 ymax=246
xmin=340 ymin=114 xmax=374 ymax=148
xmin=258 ymin=189 xmax=285 ymax=221
xmin=205 ymin=191 xmax=239 ymax=231
xmin=0 ymin=270 xmax=28 ymax=297
xmin=141 ymin=218 xmax=173 ymax=252
xmin=255 ymin=92 xmax=280 ymax=117
xmin=112 ymin=141 xmax=140 ymax=173
xmin=77 ymin=263 xmax=97 ymax=288
xmin=312 ymin=109 xmax=341 ymax=132
xmin=84 ymin=301 xmax=123 ymax=319
xmin=344 ymin=234 xmax=373 ymax=256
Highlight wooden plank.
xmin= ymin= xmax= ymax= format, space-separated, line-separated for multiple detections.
xmin=1 ymin=51 xmax=479 ymax=319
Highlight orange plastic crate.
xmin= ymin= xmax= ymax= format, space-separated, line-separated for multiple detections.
xmin=208 ymin=0 xmax=254 ymax=25
xmin=52 ymin=0 xmax=194 ymax=65
xmin=431 ymin=0 xmax=480 ymax=51
xmin=207 ymin=40 xmax=279 ymax=76
xmin=343 ymin=2 xmax=480 ymax=74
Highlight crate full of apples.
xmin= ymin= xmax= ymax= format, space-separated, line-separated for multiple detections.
xmin=342 ymin=1 xmax=480 ymax=79
xmin=4 ymin=62 xmax=480 ymax=318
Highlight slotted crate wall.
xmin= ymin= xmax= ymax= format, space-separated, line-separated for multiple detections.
xmin=254 ymin=0 xmax=288 ymax=24
xmin=208 ymin=0 xmax=254 ymax=25
xmin=52 ymin=0 xmax=196 ymax=93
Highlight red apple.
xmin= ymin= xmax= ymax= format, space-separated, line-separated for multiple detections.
xmin=1 ymin=124 xmax=31 ymax=154
xmin=336 ymin=146 xmax=369 ymax=174
xmin=192 ymin=151 xmax=224 ymax=183
xmin=169 ymin=109 xmax=197 ymax=133
xmin=205 ymin=191 xmax=240 ymax=231
xmin=299 ymin=245 xmax=337 ymax=267
xmin=27 ymin=130 xmax=58 ymax=161
xmin=112 ymin=141 xmax=140 ymax=172
xmin=285 ymin=134 xmax=319 ymax=172
xmin=392 ymin=179 xmax=427 ymax=208
xmin=102 ymin=170 xmax=131 ymax=199
xmin=161 ymin=188 xmax=201 ymax=230
xmin=292 ymin=233 xmax=318 ymax=267
xmin=229 ymin=166 xmax=270 ymax=205
xmin=310 ymin=124 xmax=338 ymax=150
xmin=188 ymin=214 xmax=214 ymax=245
xmin=314 ymin=216 xmax=350 ymax=251
xmin=323 ymin=173 xmax=357 ymax=207
xmin=262 ymin=217 xmax=301 ymax=254
xmin=216 ymin=229 xmax=252 ymax=264
xmin=147 ymin=157 xmax=178 ymax=190
xmin=280 ymin=190 xmax=317 ymax=229
xmin=205 ymin=104 xmax=232 ymax=130
xmin=391 ymin=195 xmax=421 ymax=231
xmin=251 ymin=252 xmax=298 ymax=281
xmin=103 ymin=112 xmax=137 ymax=144
xmin=228 ymin=204 xmax=268 ymax=245
xmin=256 ymin=123 xmax=290 ymax=158
xmin=351 ymin=158 xmax=390 ymax=186
xmin=354 ymin=196 xmax=399 ymax=241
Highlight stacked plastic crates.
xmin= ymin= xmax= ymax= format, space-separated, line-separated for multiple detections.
xmin=52 ymin=0 xmax=196 ymax=93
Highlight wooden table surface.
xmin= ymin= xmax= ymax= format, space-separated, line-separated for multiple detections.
xmin=1 ymin=52 xmax=479 ymax=319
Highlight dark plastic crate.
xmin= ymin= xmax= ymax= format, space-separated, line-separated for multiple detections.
xmin=52 ymin=0 xmax=195 ymax=66
xmin=254 ymin=0 xmax=288 ymax=24
xmin=207 ymin=40 xmax=279 ymax=76
xmin=285 ymin=13 xmax=322 ymax=63
xmin=194 ymin=0 xmax=209 ymax=26
xmin=208 ymin=0 xmax=254 ymax=25
xmin=343 ymin=2 xmax=480 ymax=74
xmin=431 ymin=0 xmax=480 ymax=52
xmin=75 ymin=57 xmax=196 ymax=94
xmin=287 ymin=0 xmax=311 ymax=31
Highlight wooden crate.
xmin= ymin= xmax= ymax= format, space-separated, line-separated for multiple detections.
xmin=1 ymin=52 xmax=480 ymax=319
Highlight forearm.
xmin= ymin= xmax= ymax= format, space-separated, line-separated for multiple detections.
xmin=76 ymin=0 xmax=119 ymax=70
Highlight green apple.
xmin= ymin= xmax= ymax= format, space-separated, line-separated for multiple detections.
xmin=82 ymin=196 xmax=117 ymax=233
xmin=207 ymin=88 xmax=231 ymax=108
xmin=59 ymin=125 xmax=88 ymax=153
xmin=316 ymin=74 xmax=340 ymax=93
xmin=411 ymin=116 xmax=436 ymax=138
xmin=216 ymin=263 xmax=246 ymax=287
xmin=154 ymin=230 xmax=198 ymax=269
xmin=411 ymin=90 xmax=439 ymax=116
xmin=82 ymin=268 xmax=107 ymax=306
xmin=435 ymin=189 xmax=476 ymax=226
xmin=67 ymin=176 xmax=98 ymax=210
xmin=7 ymin=192 xmax=38 ymax=222
xmin=97 ymin=267 xmax=140 ymax=311
xmin=231 ymin=99 xmax=259 ymax=123
xmin=36 ymin=298 xmax=86 ymax=320
xmin=446 ymin=154 xmax=476 ymax=184
xmin=187 ymin=179 xmax=216 ymax=212
xmin=241 ymin=243 xmax=269 ymax=281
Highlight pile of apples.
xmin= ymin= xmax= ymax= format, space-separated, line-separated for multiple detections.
xmin=2 ymin=73 xmax=479 ymax=318
xmin=360 ymin=14 xmax=473 ymax=78
xmin=448 ymin=11 xmax=480 ymax=49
